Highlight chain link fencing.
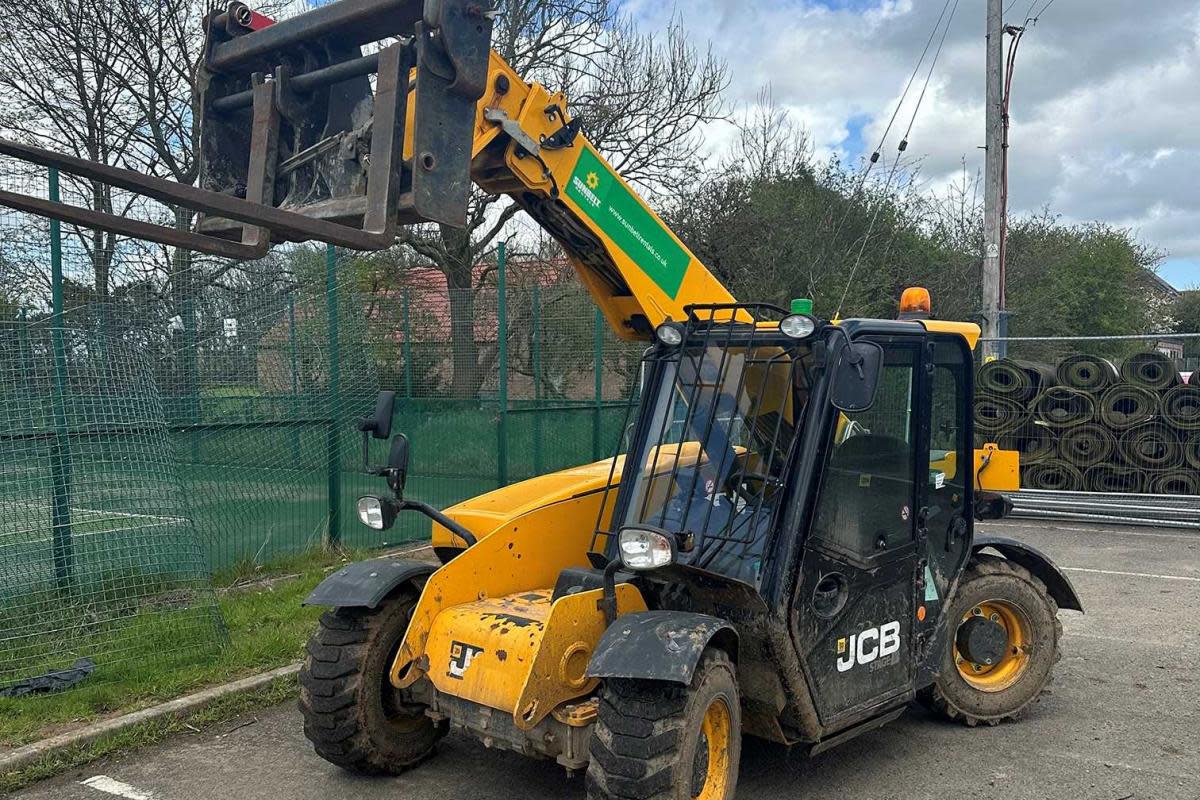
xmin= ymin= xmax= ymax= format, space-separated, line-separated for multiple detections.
xmin=975 ymin=334 xmax=1200 ymax=528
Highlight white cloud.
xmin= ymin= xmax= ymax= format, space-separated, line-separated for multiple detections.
xmin=624 ymin=0 xmax=1200 ymax=284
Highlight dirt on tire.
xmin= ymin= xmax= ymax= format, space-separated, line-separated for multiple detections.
xmin=586 ymin=648 xmax=740 ymax=800
xmin=921 ymin=554 xmax=1062 ymax=727
xmin=299 ymin=594 xmax=446 ymax=774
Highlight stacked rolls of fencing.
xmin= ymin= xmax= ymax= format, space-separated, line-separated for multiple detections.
xmin=978 ymin=351 xmax=1200 ymax=495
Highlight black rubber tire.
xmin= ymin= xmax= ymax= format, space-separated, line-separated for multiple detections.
xmin=921 ymin=554 xmax=1062 ymax=727
xmin=586 ymin=649 xmax=741 ymax=800
xmin=299 ymin=592 xmax=446 ymax=774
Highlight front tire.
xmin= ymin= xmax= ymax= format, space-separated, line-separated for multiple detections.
xmin=299 ymin=592 xmax=446 ymax=774
xmin=922 ymin=554 xmax=1061 ymax=726
xmin=587 ymin=649 xmax=740 ymax=800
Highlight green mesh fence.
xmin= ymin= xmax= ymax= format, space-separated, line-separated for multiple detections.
xmin=0 ymin=321 xmax=225 ymax=686
xmin=0 ymin=165 xmax=642 ymax=586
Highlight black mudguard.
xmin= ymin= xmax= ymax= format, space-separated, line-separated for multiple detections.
xmin=303 ymin=557 xmax=435 ymax=609
xmin=973 ymin=535 xmax=1083 ymax=612
xmin=587 ymin=610 xmax=738 ymax=685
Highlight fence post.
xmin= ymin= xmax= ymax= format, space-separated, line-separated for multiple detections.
xmin=402 ymin=287 xmax=414 ymax=399
xmin=325 ymin=244 xmax=342 ymax=547
xmin=288 ymin=292 xmax=301 ymax=462
xmin=532 ymin=283 xmax=542 ymax=475
xmin=48 ymin=168 xmax=74 ymax=591
xmin=592 ymin=307 xmax=603 ymax=461
xmin=496 ymin=243 xmax=508 ymax=487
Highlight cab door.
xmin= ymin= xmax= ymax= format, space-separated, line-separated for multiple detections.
xmin=913 ymin=335 xmax=975 ymax=682
xmin=791 ymin=334 xmax=924 ymax=728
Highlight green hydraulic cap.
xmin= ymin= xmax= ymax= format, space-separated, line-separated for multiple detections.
xmin=790 ymin=298 xmax=814 ymax=315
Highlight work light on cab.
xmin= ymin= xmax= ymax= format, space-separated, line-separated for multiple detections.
xmin=779 ymin=313 xmax=817 ymax=339
xmin=654 ymin=322 xmax=684 ymax=347
xmin=618 ymin=526 xmax=677 ymax=570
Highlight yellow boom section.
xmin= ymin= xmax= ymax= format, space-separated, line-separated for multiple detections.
xmin=406 ymin=51 xmax=737 ymax=340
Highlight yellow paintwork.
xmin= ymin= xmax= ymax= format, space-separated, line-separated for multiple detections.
xmin=430 ymin=457 xmax=623 ymax=550
xmin=392 ymin=485 xmax=613 ymax=690
xmin=955 ymin=599 xmax=1032 ymax=691
xmin=512 ymin=584 xmax=646 ymax=728
xmin=430 ymin=443 xmax=711 ymax=550
xmin=975 ymin=443 xmax=1020 ymax=492
xmin=697 ymin=697 xmax=734 ymax=800
xmin=421 ymin=584 xmax=646 ymax=728
xmin=920 ymin=319 xmax=982 ymax=350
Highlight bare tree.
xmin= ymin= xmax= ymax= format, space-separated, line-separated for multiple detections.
xmin=0 ymin=0 xmax=138 ymax=301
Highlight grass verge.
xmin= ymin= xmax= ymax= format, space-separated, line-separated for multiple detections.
xmin=0 ymin=546 xmax=400 ymax=752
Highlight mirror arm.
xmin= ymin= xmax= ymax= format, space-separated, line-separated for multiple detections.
xmin=398 ymin=500 xmax=479 ymax=547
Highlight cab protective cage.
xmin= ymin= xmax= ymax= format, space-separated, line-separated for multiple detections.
xmin=0 ymin=0 xmax=496 ymax=258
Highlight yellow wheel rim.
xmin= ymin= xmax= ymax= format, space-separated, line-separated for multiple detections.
xmin=693 ymin=697 xmax=732 ymax=800
xmin=954 ymin=599 xmax=1032 ymax=692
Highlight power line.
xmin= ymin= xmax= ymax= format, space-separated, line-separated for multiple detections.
xmin=834 ymin=0 xmax=962 ymax=319
xmin=805 ymin=0 xmax=955 ymax=284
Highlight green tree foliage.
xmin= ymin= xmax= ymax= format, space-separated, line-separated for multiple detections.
xmin=666 ymin=101 xmax=1163 ymax=336
xmin=1004 ymin=216 xmax=1163 ymax=337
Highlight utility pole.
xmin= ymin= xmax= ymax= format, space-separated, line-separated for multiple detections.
xmin=981 ymin=0 xmax=1004 ymax=360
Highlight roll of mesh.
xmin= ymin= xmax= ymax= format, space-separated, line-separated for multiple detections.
xmin=1120 ymin=351 xmax=1180 ymax=390
xmin=999 ymin=422 xmax=1055 ymax=465
xmin=1099 ymin=384 xmax=1159 ymax=430
xmin=1117 ymin=425 xmax=1182 ymax=471
xmin=1147 ymin=470 xmax=1200 ymax=496
xmin=1033 ymin=387 xmax=1096 ymax=428
xmin=974 ymin=394 xmax=1030 ymax=436
xmin=1084 ymin=465 xmax=1144 ymax=494
xmin=1058 ymin=423 xmax=1116 ymax=468
xmin=1184 ymin=434 xmax=1200 ymax=470
xmin=1056 ymin=354 xmax=1120 ymax=392
xmin=1022 ymin=460 xmax=1084 ymax=491
xmin=977 ymin=359 xmax=1054 ymax=401
xmin=1163 ymin=385 xmax=1200 ymax=431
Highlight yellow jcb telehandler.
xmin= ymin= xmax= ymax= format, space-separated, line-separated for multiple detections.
xmin=0 ymin=2 xmax=1079 ymax=797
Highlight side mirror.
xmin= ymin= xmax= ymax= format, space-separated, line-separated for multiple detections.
xmin=386 ymin=434 xmax=410 ymax=497
xmin=359 ymin=391 xmax=396 ymax=440
xmin=830 ymin=340 xmax=883 ymax=413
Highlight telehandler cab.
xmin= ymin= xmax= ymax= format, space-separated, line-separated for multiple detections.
xmin=0 ymin=1 xmax=1081 ymax=797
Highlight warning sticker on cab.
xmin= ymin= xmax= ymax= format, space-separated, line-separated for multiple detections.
xmin=565 ymin=147 xmax=691 ymax=299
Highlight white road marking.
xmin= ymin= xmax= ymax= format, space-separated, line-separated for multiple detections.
xmin=1063 ymin=566 xmax=1200 ymax=583
xmin=80 ymin=776 xmax=156 ymax=800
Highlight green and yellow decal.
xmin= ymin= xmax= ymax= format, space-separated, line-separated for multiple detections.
xmin=565 ymin=147 xmax=692 ymax=299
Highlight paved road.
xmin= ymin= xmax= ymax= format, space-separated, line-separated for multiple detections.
xmin=18 ymin=520 xmax=1200 ymax=800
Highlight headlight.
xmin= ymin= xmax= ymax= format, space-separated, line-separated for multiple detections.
xmin=779 ymin=313 xmax=816 ymax=339
xmin=357 ymin=495 xmax=396 ymax=531
xmin=654 ymin=323 xmax=684 ymax=347
xmin=618 ymin=526 xmax=676 ymax=571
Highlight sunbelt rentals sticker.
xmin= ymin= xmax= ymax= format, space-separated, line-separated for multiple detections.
xmin=566 ymin=148 xmax=692 ymax=299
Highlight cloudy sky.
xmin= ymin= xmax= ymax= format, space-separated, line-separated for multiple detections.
xmin=621 ymin=0 xmax=1200 ymax=289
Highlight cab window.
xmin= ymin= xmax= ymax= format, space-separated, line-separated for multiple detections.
xmin=810 ymin=341 xmax=918 ymax=560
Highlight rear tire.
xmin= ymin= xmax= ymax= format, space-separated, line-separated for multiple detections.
xmin=299 ymin=592 xmax=446 ymax=774
xmin=586 ymin=649 xmax=740 ymax=800
xmin=922 ymin=555 xmax=1061 ymax=727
